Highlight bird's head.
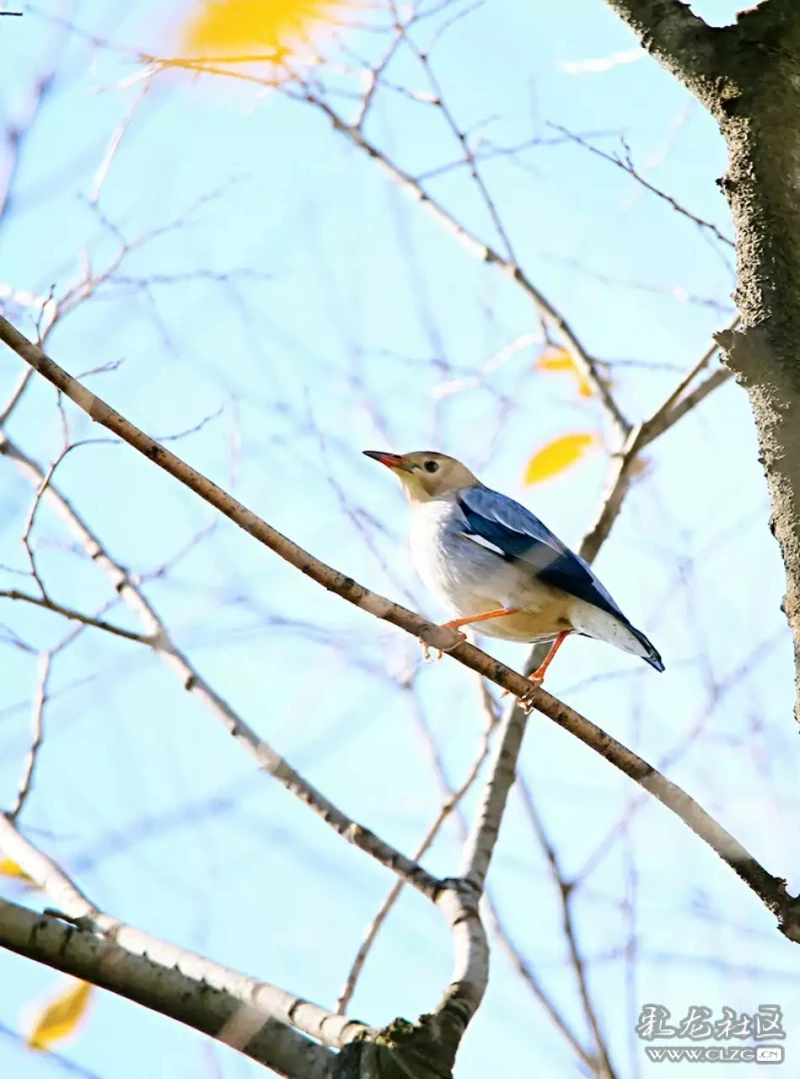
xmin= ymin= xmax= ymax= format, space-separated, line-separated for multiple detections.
xmin=363 ymin=449 xmax=478 ymax=502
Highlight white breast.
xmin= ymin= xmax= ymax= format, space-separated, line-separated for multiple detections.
xmin=408 ymin=496 xmax=544 ymax=620
xmin=409 ymin=498 xmax=457 ymax=605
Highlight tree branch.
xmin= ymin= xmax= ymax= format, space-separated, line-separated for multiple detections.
xmin=458 ymin=700 xmax=525 ymax=892
xmin=400 ymin=686 xmax=605 ymax=1073
xmin=0 ymin=896 xmax=338 ymax=1078
xmin=0 ymin=815 xmax=367 ymax=1072
xmin=293 ymin=91 xmax=629 ymax=438
xmin=336 ymin=687 xmax=496 ymax=1014
xmin=600 ymin=0 xmax=723 ymax=104
xmin=0 ymin=588 xmax=153 ymax=645
xmin=7 ymin=652 xmax=51 ymax=820
xmin=0 ymin=434 xmax=440 ymax=903
xmin=516 ymin=775 xmax=616 ymax=1079
xmin=1 ymin=314 xmax=797 ymax=943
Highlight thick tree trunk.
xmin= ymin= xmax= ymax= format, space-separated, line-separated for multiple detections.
xmin=603 ymin=0 xmax=800 ymax=721
xmin=713 ymin=6 xmax=800 ymax=722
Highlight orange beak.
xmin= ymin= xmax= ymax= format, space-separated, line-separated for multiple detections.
xmin=362 ymin=450 xmax=415 ymax=473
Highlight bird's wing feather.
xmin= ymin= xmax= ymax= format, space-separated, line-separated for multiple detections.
xmin=456 ymin=485 xmax=626 ymax=621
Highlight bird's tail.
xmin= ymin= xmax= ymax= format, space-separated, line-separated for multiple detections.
xmin=570 ymin=602 xmax=664 ymax=671
xmin=626 ymin=623 xmax=665 ymax=672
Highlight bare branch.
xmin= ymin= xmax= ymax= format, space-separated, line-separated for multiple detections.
xmin=0 ymin=444 xmax=439 ymax=903
xmin=641 ymin=317 xmax=738 ymax=444
xmin=0 ymin=366 xmax=33 ymax=426
xmin=458 ymin=699 xmax=525 ymax=892
xmin=600 ymin=0 xmax=722 ymax=104
xmin=427 ymin=884 xmax=487 ymax=1060
xmin=580 ymin=321 xmax=736 ymax=565
xmin=649 ymin=366 xmax=731 ymax=438
xmin=548 ymin=123 xmax=734 ymax=248
xmin=516 ymin=775 xmax=616 ymax=1079
xmin=0 ymin=814 xmax=368 ymax=1061
xmin=0 ymin=896 xmax=339 ymax=1077
xmin=1 ymin=316 xmax=798 ymax=942
xmin=0 ymin=588 xmax=153 ymax=644
xmin=7 ymin=651 xmax=51 ymax=820
xmin=403 ymin=682 xmax=602 ymax=1071
xmin=293 ymin=92 xmax=629 ymax=436
xmin=336 ymin=684 xmax=497 ymax=1013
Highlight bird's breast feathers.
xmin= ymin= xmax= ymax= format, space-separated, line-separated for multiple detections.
xmin=409 ymin=496 xmax=568 ymax=640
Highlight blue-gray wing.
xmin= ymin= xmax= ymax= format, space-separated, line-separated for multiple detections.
xmin=456 ymin=485 xmax=625 ymax=621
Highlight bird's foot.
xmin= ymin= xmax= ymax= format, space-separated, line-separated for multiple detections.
xmin=420 ymin=639 xmax=442 ymax=663
xmin=502 ymin=671 xmax=544 ymax=709
xmin=420 ymin=626 xmax=467 ymax=662
xmin=418 ymin=625 xmax=468 ymax=656
xmin=520 ymin=673 xmax=543 ymax=714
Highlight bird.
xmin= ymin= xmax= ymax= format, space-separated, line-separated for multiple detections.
xmin=363 ymin=449 xmax=663 ymax=684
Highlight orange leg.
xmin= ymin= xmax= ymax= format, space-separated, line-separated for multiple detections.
xmin=421 ymin=607 xmax=521 ymax=661
xmin=529 ymin=630 xmax=571 ymax=683
xmin=500 ymin=629 xmax=572 ymax=702
xmin=441 ymin=607 xmax=521 ymax=633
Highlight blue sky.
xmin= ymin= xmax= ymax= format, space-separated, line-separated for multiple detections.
xmin=1 ymin=1 xmax=799 ymax=1076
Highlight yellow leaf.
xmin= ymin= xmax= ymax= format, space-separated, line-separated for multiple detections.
xmin=534 ymin=347 xmax=596 ymax=399
xmin=0 ymin=857 xmax=34 ymax=883
xmin=535 ymin=346 xmax=572 ymax=372
xmin=27 ymin=980 xmax=93 ymax=1051
xmin=182 ymin=0 xmax=338 ymax=60
xmin=523 ymin=432 xmax=599 ymax=486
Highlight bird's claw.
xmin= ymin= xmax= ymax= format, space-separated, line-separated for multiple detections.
xmin=420 ymin=640 xmax=443 ymax=663
xmin=502 ymin=672 xmax=543 ymax=712
xmin=420 ymin=627 xmax=466 ymax=663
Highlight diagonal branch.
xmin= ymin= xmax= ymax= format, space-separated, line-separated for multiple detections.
xmin=458 ymin=699 xmax=525 ymax=892
xmin=0 ymin=588 xmax=153 ymax=645
xmin=599 ymin=1 xmax=723 ymax=105
xmin=1 ymin=314 xmax=798 ymax=944
xmin=336 ymin=685 xmax=496 ymax=1014
xmin=402 ymin=684 xmax=605 ymax=1073
xmin=0 ymin=814 xmax=366 ymax=1065
xmin=548 ymin=123 xmax=733 ymax=248
xmin=579 ymin=320 xmax=735 ymax=565
xmin=0 ymin=434 xmax=439 ymax=903
xmin=292 ymin=91 xmax=629 ymax=438
xmin=0 ymin=896 xmax=338 ymax=1079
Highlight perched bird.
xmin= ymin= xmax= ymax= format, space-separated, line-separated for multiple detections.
xmin=363 ymin=449 xmax=663 ymax=683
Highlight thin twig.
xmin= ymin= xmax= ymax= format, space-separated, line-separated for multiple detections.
xmin=395 ymin=11 xmax=519 ymax=263
xmin=648 ymin=367 xmax=731 ymax=440
xmin=484 ymin=896 xmax=598 ymax=1070
xmin=0 ymin=588 xmax=154 ymax=644
xmin=0 ymin=432 xmax=440 ymax=902
xmin=336 ymin=681 xmax=497 ymax=1013
xmin=516 ymin=775 xmax=616 ymax=1079
xmin=1 ymin=316 xmax=798 ymax=941
xmin=548 ymin=124 xmax=734 ymax=249
xmin=292 ymin=91 xmax=629 ymax=437
xmin=640 ymin=317 xmax=738 ymax=446
xmin=0 ymin=366 xmax=33 ymax=426
xmin=580 ymin=321 xmax=737 ymax=565
xmin=8 ymin=652 xmax=51 ymax=820
xmin=403 ymin=680 xmax=601 ymax=1068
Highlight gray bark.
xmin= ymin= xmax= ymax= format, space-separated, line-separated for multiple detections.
xmin=602 ymin=0 xmax=800 ymax=723
xmin=0 ymin=898 xmax=336 ymax=1077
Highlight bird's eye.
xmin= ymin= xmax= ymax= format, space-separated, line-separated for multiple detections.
xmin=424 ymin=460 xmax=440 ymax=473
